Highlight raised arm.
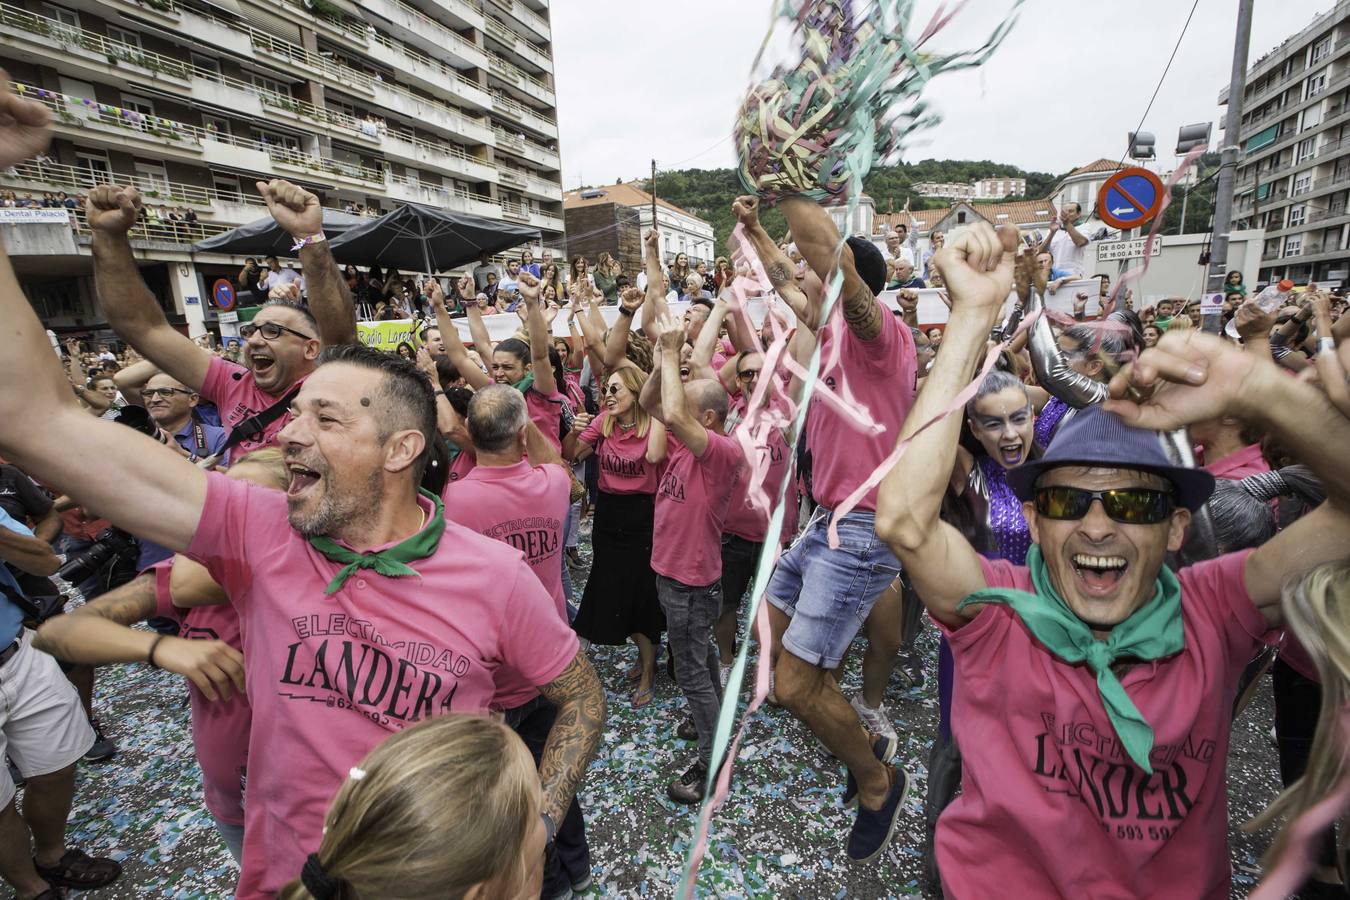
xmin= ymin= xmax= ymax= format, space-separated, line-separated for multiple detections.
xmin=1106 ymin=330 xmax=1350 ymax=626
xmin=87 ymin=186 xmax=211 ymax=391
xmin=875 ymin=224 xmax=1018 ymax=627
xmin=255 ymin=179 xmax=356 ymax=347
xmin=112 ymin=357 xmax=159 ymax=406
xmin=779 ymin=196 xmax=880 ymax=340
xmin=604 ymin=287 xmax=645 ymax=372
xmin=434 ymin=277 xmax=490 ymax=389
xmin=688 ymin=297 xmax=731 ymax=382
xmin=562 ymin=411 xmax=594 ymax=463
xmin=517 ymin=272 xmax=556 ymax=396
xmin=465 ymin=294 xmax=496 ymax=364
xmin=641 ymin=228 xmax=670 ymax=330
xmin=732 ymin=197 xmax=820 ymax=332
xmin=647 ymin=313 xmax=708 ymax=455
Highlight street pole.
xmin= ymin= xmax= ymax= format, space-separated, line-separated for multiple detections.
xmin=1202 ymin=0 xmax=1255 ymax=334
xmin=651 ymin=158 xmax=658 ymax=249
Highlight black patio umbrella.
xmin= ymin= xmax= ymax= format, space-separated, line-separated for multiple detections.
xmin=325 ymin=203 xmax=540 ymax=274
xmin=192 ymin=208 xmax=368 ymax=257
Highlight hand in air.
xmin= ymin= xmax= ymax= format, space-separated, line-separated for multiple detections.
xmin=932 ymin=223 xmax=1016 ymax=316
xmin=85 ymin=185 xmax=142 ymax=234
xmin=1104 ymin=329 xmax=1262 ymax=431
xmin=619 ymin=286 xmax=645 ymax=313
xmin=255 ymin=179 xmax=322 ymax=239
xmin=0 ymin=73 xmax=51 ymax=169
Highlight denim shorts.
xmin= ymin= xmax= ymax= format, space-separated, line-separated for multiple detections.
xmin=766 ymin=507 xmax=902 ymax=669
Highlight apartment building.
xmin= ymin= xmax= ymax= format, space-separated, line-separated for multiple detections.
xmin=563 ymin=183 xmax=715 ymax=270
xmin=0 ymin=0 xmax=564 ymax=334
xmin=1225 ymin=0 xmax=1350 ymax=288
xmin=914 ymin=181 xmax=974 ymax=201
xmin=972 ymin=176 xmax=1025 ymax=199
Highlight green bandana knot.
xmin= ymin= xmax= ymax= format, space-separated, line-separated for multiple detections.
xmin=512 ymin=372 xmax=535 ymax=394
xmin=959 ymin=545 xmax=1184 ymax=773
xmin=307 ymin=490 xmax=446 ymax=595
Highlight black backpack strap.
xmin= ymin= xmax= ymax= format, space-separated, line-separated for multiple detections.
xmin=221 ymin=384 xmax=302 ymax=453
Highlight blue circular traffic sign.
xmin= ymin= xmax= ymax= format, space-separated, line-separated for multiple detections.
xmin=212 ymin=278 xmax=236 ymax=311
xmin=1097 ymin=167 xmax=1165 ymax=230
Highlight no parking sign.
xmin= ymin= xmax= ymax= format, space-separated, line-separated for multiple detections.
xmin=212 ymin=278 xmax=236 ymax=312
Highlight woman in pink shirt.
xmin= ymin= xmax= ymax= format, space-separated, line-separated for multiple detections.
xmin=565 ymin=366 xmax=668 ymax=708
xmin=34 ymin=450 xmax=286 ymax=868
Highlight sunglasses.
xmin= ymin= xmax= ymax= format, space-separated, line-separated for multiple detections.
xmin=240 ymin=321 xmax=315 ymax=342
xmin=1034 ymin=486 xmax=1175 ymax=525
xmin=736 ymin=368 xmax=760 ymax=382
xmin=604 ymin=383 xmax=624 ymax=396
xmin=141 ymin=387 xmax=194 ymax=399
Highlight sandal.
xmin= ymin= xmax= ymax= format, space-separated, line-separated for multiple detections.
xmin=35 ymin=848 xmax=122 ymax=890
xmin=630 ymin=686 xmax=653 ymax=709
xmin=624 ymin=662 xmax=643 ymax=682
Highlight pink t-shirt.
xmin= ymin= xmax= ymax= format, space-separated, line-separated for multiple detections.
xmin=187 ymin=472 xmax=577 ymax=900
xmin=724 ymin=396 xmax=794 ymax=545
xmin=441 ymin=449 xmax=477 ymax=492
xmin=525 ymin=387 xmax=567 ymax=450
xmin=149 ymin=561 xmax=250 ymax=827
xmin=200 ymin=356 xmax=308 ymax=454
xmin=803 ymin=305 xmax=915 ymax=511
xmin=1202 ymin=443 xmax=1269 ymax=480
xmin=577 ymin=412 xmax=659 ymax=495
xmin=651 ymin=430 xmax=743 ymax=586
xmin=935 ymin=550 xmax=1274 ymax=900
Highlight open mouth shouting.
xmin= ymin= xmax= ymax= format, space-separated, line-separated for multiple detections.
xmin=1071 ymin=553 xmax=1129 ymax=597
xmin=997 ymin=440 xmax=1025 ymax=468
xmin=249 ymin=349 xmax=276 ymax=377
xmin=286 ymin=460 xmax=323 ymax=499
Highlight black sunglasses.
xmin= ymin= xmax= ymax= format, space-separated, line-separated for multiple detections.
xmin=240 ymin=321 xmax=316 ymax=342
xmin=1034 ymin=486 xmax=1175 ymax=525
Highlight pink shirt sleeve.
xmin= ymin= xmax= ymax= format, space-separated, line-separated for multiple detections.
xmin=848 ymin=303 xmax=911 ymax=374
xmin=1177 ymin=548 xmax=1275 ymax=652
xmin=186 ymin=471 xmax=280 ymax=607
xmin=495 ymin=562 xmax=579 ymax=688
xmin=199 ymin=355 xmax=252 ymax=413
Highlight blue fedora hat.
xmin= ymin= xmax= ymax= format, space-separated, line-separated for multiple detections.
xmin=1007 ymin=405 xmax=1215 ymax=511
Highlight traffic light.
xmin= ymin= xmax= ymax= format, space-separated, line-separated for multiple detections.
xmin=1176 ymin=123 xmax=1212 ymax=155
xmin=1128 ymin=132 xmax=1156 ymax=161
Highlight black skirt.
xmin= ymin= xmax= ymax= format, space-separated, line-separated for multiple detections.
xmin=573 ymin=490 xmax=664 ymax=645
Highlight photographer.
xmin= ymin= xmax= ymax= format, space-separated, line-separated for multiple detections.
xmin=0 ymin=508 xmax=122 ymax=899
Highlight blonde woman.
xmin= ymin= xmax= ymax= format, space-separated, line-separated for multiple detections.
xmin=280 ymin=715 xmax=545 ymax=900
xmin=1247 ymin=562 xmax=1350 ymax=899
xmin=564 ymin=366 xmax=668 ymax=707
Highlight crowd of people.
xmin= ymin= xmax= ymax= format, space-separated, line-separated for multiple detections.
xmin=1 ymin=74 xmax=1349 ymax=900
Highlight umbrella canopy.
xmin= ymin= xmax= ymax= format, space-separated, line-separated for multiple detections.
xmin=326 ymin=203 xmax=540 ymax=273
xmin=192 ymin=208 xmax=368 ymax=257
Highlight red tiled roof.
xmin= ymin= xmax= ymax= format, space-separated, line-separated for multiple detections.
xmin=563 ymin=183 xmax=707 ymax=223
xmin=1066 ymin=158 xmax=1123 ymax=178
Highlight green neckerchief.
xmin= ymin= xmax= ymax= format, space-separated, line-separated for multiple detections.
xmin=307 ymin=490 xmax=446 ymax=595
xmin=513 ymin=371 xmax=535 ymax=394
xmin=959 ymin=544 xmax=1183 ymax=773
xmin=1154 ymin=315 xmax=1174 ymax=331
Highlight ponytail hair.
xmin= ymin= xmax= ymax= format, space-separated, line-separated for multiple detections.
xmin=1205 ymin=465 xmax=1326 ymax=554
xmin=278 ymin=715 xmax=539 ymax=900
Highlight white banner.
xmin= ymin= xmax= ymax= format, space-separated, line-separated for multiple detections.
xmin=0 ymin=208 xmax=69 ymax=224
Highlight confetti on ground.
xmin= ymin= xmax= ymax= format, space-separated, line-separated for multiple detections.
xmin=49 ymin=517 xmax=1286 ymax=898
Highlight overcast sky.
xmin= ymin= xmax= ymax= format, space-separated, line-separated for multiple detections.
xmin=551 ymin=0 xmax=1334 ymax=189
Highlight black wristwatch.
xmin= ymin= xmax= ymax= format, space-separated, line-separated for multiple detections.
xmin=540 ymin=812 xmax=557 ymax=851
xmin=617 ymin=307 xmax=634 ymax=317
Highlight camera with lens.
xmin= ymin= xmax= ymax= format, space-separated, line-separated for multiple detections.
xmin=57 ymin=527 xmax=138 ymax=586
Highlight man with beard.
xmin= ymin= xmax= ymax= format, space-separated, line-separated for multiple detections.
xmin=877 ymin=221 xmax=1350 ymax=899
xmin=0 ymin=78 xmax=605 ymax=900
xmin=86 ymin=178 xmax=357 ymax=454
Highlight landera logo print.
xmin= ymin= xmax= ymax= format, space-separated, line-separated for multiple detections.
xmin=659 ymin=470 xmax=686 ymax=502
xmin=601 ymin=451 xmax=645 ymax=478
xmin=278 ymin=613 xmax=468 ymax=726
xmin=482 ymin=516 xmax=560 ymax=565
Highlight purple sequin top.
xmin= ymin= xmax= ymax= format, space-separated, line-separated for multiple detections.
xmin=1034 ymin=397 xmax=1071 ymax=450
xmin=976 ymin=455 xmax=1032 ymax=565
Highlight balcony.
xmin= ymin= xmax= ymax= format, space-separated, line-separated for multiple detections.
xmin=385 ymin=175 xmax=502 ymax=218
xmin=482 ymin=13 xmax=551 ymax=72
xmin=372 ymin=81 xmax=494 ymax=145
xmin=490 ymin=91 xmax=557 ymax=139
xmin=382 ymin=131 xmax=499 ymax=184
xmin=492 ymin=127 xmax=560 ymax=169
xmin=482 ymin=0 xmax=549 ymax=42
xmin=366 ymin=32 xmax=492 ymax=111
xmin=488 ymin=54 xmax=555 ymax=107
xmin=360 ymin=0 xmax=487 ymax=69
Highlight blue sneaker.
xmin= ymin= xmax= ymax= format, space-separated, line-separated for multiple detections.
xmin=846 ymin=765 xmax=910 ymax=863
xmin=842 ymin=732 xmax=898 ymax=808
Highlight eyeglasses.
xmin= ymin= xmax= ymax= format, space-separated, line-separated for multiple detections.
xmin=1034 ymin=486 xmax=1175 ymax=525
xmin=141 ymin=387 xmax=194 ymax=399
xmin=604 ymin=383 xmax=624 ymax=396
xmin=737 ymin=368 xmax=760 ymax=382
xmin=239 ymin=321 xmax=316 ymax=342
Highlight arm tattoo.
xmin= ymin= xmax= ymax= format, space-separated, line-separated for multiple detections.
xmin=536 ymin=651 xmax=606 ymax=821
xmin=78 ymin=573 xmax=157 ymax=626
xmin=842 ymin=285 xmax=884 ymax=341
xmin=767 ymin=261 xmax=793 ymax=289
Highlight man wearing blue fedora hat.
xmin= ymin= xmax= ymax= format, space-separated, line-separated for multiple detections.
xmin=876 ymin=222 xmax=1350 ymax=900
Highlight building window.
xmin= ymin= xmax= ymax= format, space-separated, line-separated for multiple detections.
xmin=1294 ymin=172 xmax=1314 ymax=196
xmin=1307 ymin=72 xmax=1327 ymax=99
xmin=1284 ymin=236 xmax=1302 ymax=257
xmin=75 ymin=151 xmax=110 ymax=183
xmin=1289 ymin=204 xmax=1306 ymax=227
xmin=106 ymin=25 xmax=140 ymax=47
xmin=1297 ymin=137 xmax=1316 ymax=163
xmin=192 ymin=53 xmax=220 ymax=74
xmin=250 ymin=73 xmax=290 ymax=98
xmin=1303 ymin=105 xmax=1323 ymax=131
xmin=42 ymin=4 xmax=80 ymax=33
xmin=1312 ymin=35 xmax=1332 ymax=64
xmin=202 ymin=115 xmax=231 ymax=137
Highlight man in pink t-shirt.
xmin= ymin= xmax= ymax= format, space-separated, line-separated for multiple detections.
xmin=85 ymin=178 xmax=358 ymax=455
xmin=640 ymin=312 xmax=744 ymax=805
xmin=0 ymin=269 xmax=607 ymax=900
xmin=737 ymin=195 xmax=916 ymax=861
xmin=875 ymin=222 xmax=1350 ymax=898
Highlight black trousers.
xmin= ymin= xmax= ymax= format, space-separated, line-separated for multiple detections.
xmin=504 ymin=695 xmax=590 ymax=898
xmin=1272 ymin=657 xmax=1340 ymax=872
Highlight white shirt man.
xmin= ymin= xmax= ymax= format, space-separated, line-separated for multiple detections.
xmin=1041 ymin=201 xmax=1091 ymax=278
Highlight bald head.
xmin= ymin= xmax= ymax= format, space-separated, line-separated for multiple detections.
xmin=467 ymin=384 xmax=528 ymax=454
xmin=685 ymin=378 xmax=729 ymax=424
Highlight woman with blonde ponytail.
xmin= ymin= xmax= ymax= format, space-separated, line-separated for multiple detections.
xmin=280 ymin=714 xmax=545 ymax=900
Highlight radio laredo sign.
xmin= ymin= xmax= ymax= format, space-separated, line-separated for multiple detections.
xmin=1096 ymin=236 xmax=1162 ymax=263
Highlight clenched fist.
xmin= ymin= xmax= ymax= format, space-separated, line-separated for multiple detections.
xmin=85 ymin=185 xmax=142 ymax=234
xmin=255 ymin=178 xmax=322 ymax=239
xmin=0 ymin=73 xmax=51 ymax=169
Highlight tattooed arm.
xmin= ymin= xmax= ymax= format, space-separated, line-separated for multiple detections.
xmin=732 ymin=196 xmax=819 ymax=332
xmin=535 ymin=650 xmax=606 ymax=822
xmin=779 ymin=197 xmax=882 ymax=340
